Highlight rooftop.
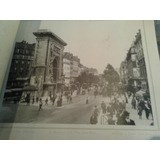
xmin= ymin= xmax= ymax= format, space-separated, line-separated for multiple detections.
xmin=33 ymin=29 xmax=67 ymax=46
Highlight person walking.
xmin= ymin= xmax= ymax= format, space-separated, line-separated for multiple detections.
xmin=124 ymin=111 xmax=135 ymax=125
xmin=138 ymin=99 xmax=145 ymax=119
xmin=69 ymin=95 xmax=72 ymax=103
xmin=131 ymin=96 xmax=136 ymax=110
xmin=32 ymin=96 xmax=35 ymax=104
xmin=39 ymin=98 xmax=43 ymax=111
xmin=52 ymin=95 xmax=57 ymax=106
xmin=36 ymin=97 xmax=39 ymax=103
xmin=45 ymin=98 xmax=48 ymax=105
xmin=107 ymin=114 xmax=115 ymax=125
xmin=90 ymin=105 xmax=99 ymax=124
xmin=86 ymin=97 xmax=89 ymax=104
xmin=147 ymin=98 xmax=153 ymax=120
xmin=144 ymin=100 xmax=150 ymax=119
xmin=101 ymin=101 xmax=106 ymax=114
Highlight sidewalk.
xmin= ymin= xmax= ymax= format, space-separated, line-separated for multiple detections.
xmin=97 ymin=96 xmax=153 ymax=126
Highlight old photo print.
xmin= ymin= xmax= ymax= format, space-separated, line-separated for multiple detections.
xmin=0 ymin=20 xmax=155 ymax=127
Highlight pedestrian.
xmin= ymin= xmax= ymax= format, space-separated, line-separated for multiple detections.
xmin=57 ymin=97 xmax=60 ymax=107
xmin=93 ymin=105 xmax=99 ymax=117
xmin=59 ymin=95 xmax=63 ymax=106
xmin=117 ymin=110 xmax=127 ymax=125
xmin=107 ymin=104 xmax=114 ymax=116
xmin=90 ymin=105 xmax=99 ymax=124
xmin=36 ymin=97 xmax=39 ymax=103
xmin=107 ymin=114 xmax=115 ymax=125
xmin=90 ymin=114 xmax=98 ymax=124
xmin=138 ymin=99 xmax=145 ymax=119
xmin=32 ymin=96 xmax=35 ymax=104
xmin=39 ymin=98 xmax=43 ymax=111
xmin=117 ymin=110 xmax=135 ymax=125
xmin=124 ymin=111 xmax=135 ymax=125
xmin=86 ymin=97 xmax=89 ymax=104
xmin=147 ymin=98 xmax=153 ymax=120
xmin=101 ymin=101 xmax=106 ymax=114
xmin=125 ymin=95 xmax=128 ymax=104
xmin=131 ymin=97 xmax=136 ymax=110
xmin=144 ymin=100 xmax=150 ymax=119
xmin=45 ymin=98 xmax=48 ymax=105
xmin=52 ymin=95 xmax=57 ymax=106
xmin=69 ymin=95 xmax=72 ymax=103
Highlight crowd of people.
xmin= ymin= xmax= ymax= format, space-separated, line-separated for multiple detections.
xmin=21 ymin=88 xmax=81 ymax=111
xmin=90 ymin=88 xmax=153 ymax=126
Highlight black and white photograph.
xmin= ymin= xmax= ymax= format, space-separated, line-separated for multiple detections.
xmin=0 ymin=20 xmax=155 ymax=127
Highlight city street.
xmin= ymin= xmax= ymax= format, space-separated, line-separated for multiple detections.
xmin=1 ymin=91 xmax=154 ymax=126
xmin=2 ymin=92 xmax=100 ymax=124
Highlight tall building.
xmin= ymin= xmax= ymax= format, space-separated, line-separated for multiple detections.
xmin=63 ymin=52 xmax=72 ymax=86
xmin=70 ymin=55 xmax=80 ymax=83
xmin=125 ymin=45 xmax=141 ymax=87
xmin=134 ymin=30 xmax=148 ymax=89
xmin=30 ymin=29 xmax=67 ymax=98
xmin=120 ymin=61 xmax=128 ymax=84
xmin=4 ymin=41 xmax=35 ymax=102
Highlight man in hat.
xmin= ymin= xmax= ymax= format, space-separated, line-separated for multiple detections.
xmin=123 ymin=111 xmax=135 ymax=125
xmin=117 ymin=110 xmax=135 ymax=125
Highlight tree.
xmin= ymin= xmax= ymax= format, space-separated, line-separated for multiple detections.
xmin=75 ymin=71 xmax=99 ymax=88
xmin=103 ymin=64 xmax=120 ymax=85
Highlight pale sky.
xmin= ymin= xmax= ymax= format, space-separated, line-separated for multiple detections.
xmin=17 ymin=20 xmax=144 ymax=74
xmin=40 ymin=20 xmax=143 ymax=74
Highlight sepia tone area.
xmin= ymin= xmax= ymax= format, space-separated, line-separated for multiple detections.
xmin=0 ymin=21 xmax=154 ymax=126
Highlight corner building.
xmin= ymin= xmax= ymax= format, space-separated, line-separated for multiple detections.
xmin=4 ymin=41 xmax=35 ymax=102
xmin=31 ymin=30 xmax=67 ymax=98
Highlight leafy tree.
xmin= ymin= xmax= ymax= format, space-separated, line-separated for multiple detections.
xmin=103 ymin=64 xmax=120 ymax=85
xmin=76 ymin=71 xmax=99 ymax=87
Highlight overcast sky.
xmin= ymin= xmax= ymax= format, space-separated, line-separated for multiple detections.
xmin=17 ymin=20 xmax=144 ymax=74
xmin=40 ymin=20 xmax=143 ymax=73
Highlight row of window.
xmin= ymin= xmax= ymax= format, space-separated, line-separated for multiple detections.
xmin=7 ymin=81 xmax=25 ymax=88
xmin=13 ymin=60 xmax=31 ymax=65
xmin=15 ymin=49 xmax=33 ymax=55
xmin=13 ymin=55 xmax=32 ymax=60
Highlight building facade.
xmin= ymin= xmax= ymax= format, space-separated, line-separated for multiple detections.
xmin=70 ymin=56 xmax=80 ymax=83
xmin=4 ymin=41 xmax=35 ymax=102
xmin=30 ymin=29 xmax=67 ymax=98
xmin=63 ymin=52 xmax=72 ymax=86
xmin=120 ymin=61 xmax=128 ymax=84
xmin=134 ymin=30 xmax=148 ymax=89
xmin=125 ymin=46 xmax=141 ymax=87
xmin=120 ymin=30 xmax=149 ymax=91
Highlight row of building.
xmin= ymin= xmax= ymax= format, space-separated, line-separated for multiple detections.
xmin=119 ymin=30 xmax=148 ymax=91
xmin=4 ymin=29 xmax=98 ymax=102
